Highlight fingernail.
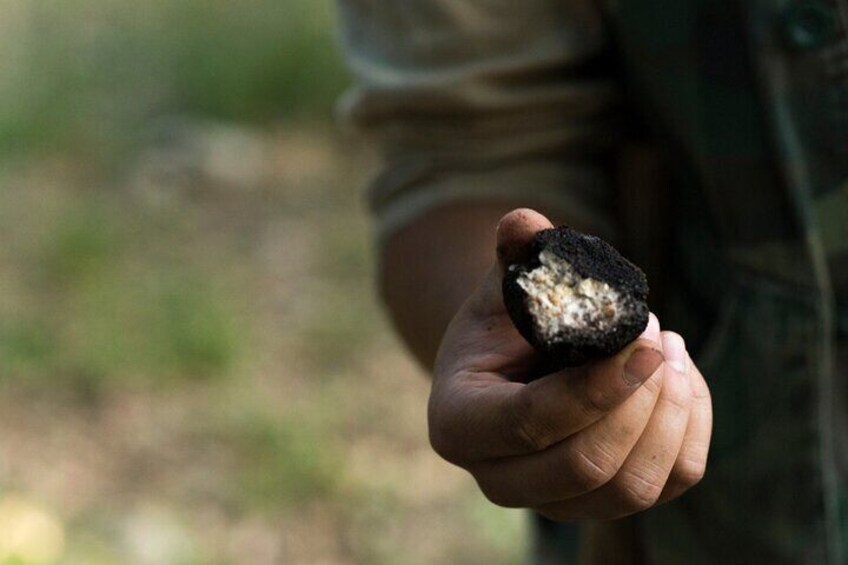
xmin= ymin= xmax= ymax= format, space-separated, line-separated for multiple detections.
xmin=662 ymin=333 xmax=688 ymax=374
xmin=623 ymin=346 xmax=664 ymax=386
xmin=643 ymin=313 xmax=660 ymax=341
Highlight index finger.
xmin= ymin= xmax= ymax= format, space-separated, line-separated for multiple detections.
xmin=429 ymin=314 xmax=663 ymax=464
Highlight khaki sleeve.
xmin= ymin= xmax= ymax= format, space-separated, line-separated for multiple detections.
xmin=336 ymin=0 xmax=620 ymax=243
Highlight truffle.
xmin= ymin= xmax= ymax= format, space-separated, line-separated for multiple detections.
xmin=503 ymin=226 xmax=649 ymax=368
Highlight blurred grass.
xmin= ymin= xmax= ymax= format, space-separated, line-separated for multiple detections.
xmin=0 ymin=0 xmax=348 ymax=156
xmin=230 ymin=416 xmax=340 ymax=512
xmin=0 ymin=1 xmax=527 ymax=563
xmin=0 ymin=186 xmax=241 ymax=395
xmin=0 ymin=0 xmax=347 ymax=390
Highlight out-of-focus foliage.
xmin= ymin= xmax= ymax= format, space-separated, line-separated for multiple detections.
xmin=1 ymin=188 xmax=241 ymax=393
xmin=0 ymin=0 xmax=347 ymax=155
xmin=0 ymin=1 xmax=526 ymax=563
xmin=0 ymin=0 xmax=348 ymax=392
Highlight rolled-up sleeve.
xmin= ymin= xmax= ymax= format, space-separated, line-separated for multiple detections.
xmin=336 ymin=0 xmax=620 ymax=243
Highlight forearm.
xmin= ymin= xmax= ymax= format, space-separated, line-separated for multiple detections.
xmin=339 ymin=0 xmax=617 ymax=371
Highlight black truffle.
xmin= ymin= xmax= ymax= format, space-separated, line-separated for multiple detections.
xmin=503 ymin=226 xmax=649 ymax=368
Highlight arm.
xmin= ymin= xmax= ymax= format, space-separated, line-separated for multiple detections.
xmin=338 ymin=0 xmax=619 ymax=367
xmin=336 ymin=0 xmax=713 ymax=558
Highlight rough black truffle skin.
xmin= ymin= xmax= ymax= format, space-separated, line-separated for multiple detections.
xmin=503 ymin=226 xmax=649 ymax=369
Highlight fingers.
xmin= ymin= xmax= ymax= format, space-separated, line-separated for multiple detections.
xmin=510 ymin=340 xmax=663 ymax=450
xmin=535 ymin=332 xmax=697 ymax=521
xmin=470 ymin=362 xmax=663 ymax=507
xmin=496 ymin=314 xmax=663 ymax=452
xmin=659 ymin=349 xmax=712 ymax=503
xmin=496 ymin=208 xmax=554 ymax=275
xmin=438 ymin=319 xmax=712 ymax=521
xmin=429 ymin=315 xmax=664 ymax=464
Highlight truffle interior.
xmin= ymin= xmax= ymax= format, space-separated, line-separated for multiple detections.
xmin=516 ymin=249 xmax=622 ymax=343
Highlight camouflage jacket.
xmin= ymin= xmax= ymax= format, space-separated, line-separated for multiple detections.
xmin=338 ymin=0 xmax=848 ymax=562
xmin=611 ymin=0 xmax=848 ymax=563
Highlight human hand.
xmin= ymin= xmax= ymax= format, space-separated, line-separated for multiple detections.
xmin=428 ymin=209 xmax=712 ymax=520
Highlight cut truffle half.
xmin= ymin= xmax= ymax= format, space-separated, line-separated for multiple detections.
xmin=503 ymin=226 xmax=649 ymax=368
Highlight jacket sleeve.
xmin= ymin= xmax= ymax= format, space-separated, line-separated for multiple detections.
xmin=336 ymin=0 xmax=621 ymax=243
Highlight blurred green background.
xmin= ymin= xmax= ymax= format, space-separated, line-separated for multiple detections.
xmin=0 ymin=1 xmax=525 ymax=563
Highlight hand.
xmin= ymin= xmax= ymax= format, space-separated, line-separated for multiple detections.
xmin=428 ymin=209 xmax=713 ymax=520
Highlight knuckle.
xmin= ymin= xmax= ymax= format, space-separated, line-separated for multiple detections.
xmin=660 ymin=373 xmax=693 ymax=414
xmin=583 ymin=377 xmax=618 ymax=414
xmin=613 ymin=471 xmax=664 ymax=513
xmin=504 ymin=389 xmax=555 ymax=452
xmin=475 ymin=475 xmax=523 ymax=509
xmin=640 ymin=370 xmax=664 ymax=397
xmin=479 ymin=487 xmax=513 ymax=508
xmin=428 ymin=421 xmax=459 ymax=463
xmin=427 ymin=404 xmax=465 ymax=464
xmin=566 ymin=445 xmax=619 ymax=492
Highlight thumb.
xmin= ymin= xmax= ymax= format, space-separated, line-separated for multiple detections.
xmin=467 ymin=208 xmax=555 ymax=318
xmin=455 ymin=208 xmax=555 ymax=328
xmin=496 ymin=208 xmax=555 ymax=276
xmin=435 ymin=209 xmax=557 ymax=379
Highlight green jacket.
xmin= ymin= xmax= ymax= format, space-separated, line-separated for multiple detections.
xmin=614 ymin=0 xmax=848 ymax=562
xmin=338 ymin=0 xmax=848 ymax=562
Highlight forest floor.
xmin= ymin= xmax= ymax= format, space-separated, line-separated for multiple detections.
xmin=0 ymin=123 xmax=525 ymax=564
